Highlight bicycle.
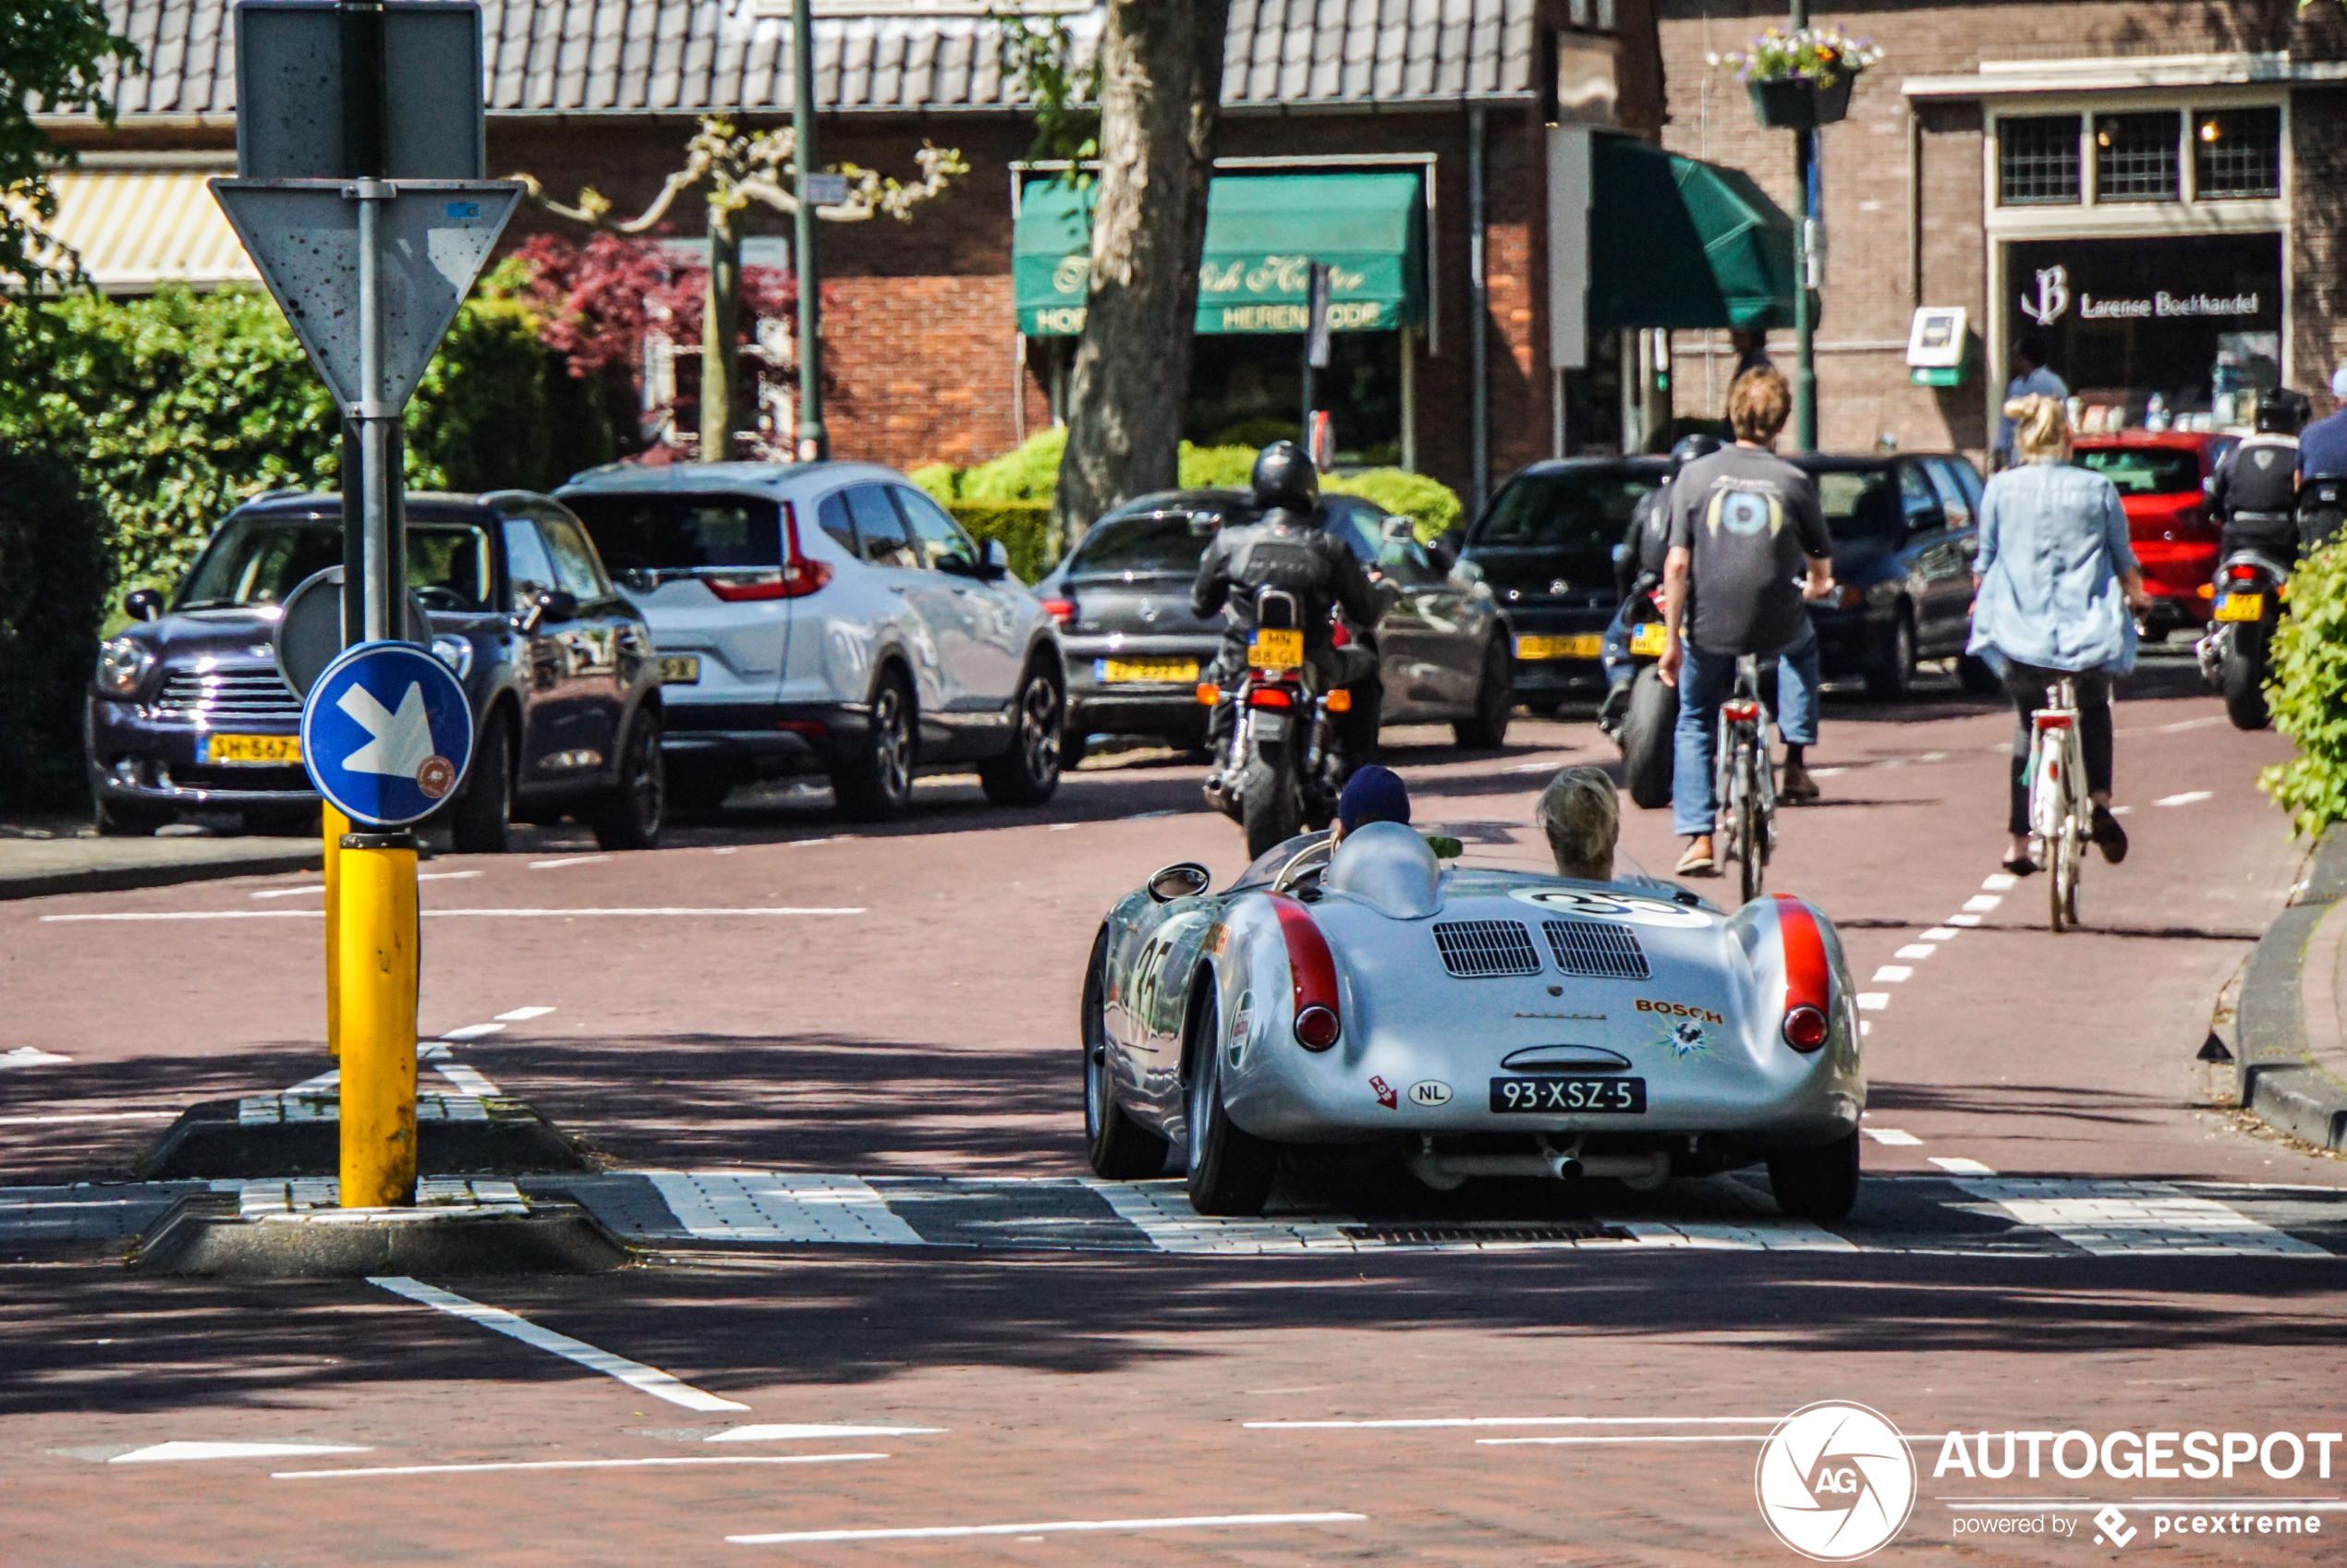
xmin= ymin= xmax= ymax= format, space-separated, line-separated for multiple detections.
xmin=1714 ymin=654 xmax=1776 ymax=905
xmin=2025 ymin=676 xmax=2089 ymax=932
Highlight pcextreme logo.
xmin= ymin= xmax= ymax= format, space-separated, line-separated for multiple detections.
xmin=1756 ymin=1402 xmax=1917 ymax=1561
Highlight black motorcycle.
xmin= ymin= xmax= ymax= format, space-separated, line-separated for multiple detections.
xmin=2198 ymin=480 xmax=2346 ymax=731
xmin=1613 ymin=586 xmax=1679 ymax=809
xmin=1202 ymin=589 xmax=1348 ymax=857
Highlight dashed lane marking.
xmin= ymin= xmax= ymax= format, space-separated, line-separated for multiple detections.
xmin=438 ymin=1023 xmax=504 ymax=1041
xmin=279 ymin=1454 xmax=882 ymax=1481
xmin=2 ymin=1047 xmax=70 ymax=1066
xmin=708 ymin=1425 xmax=943 ymax=1442
xmin=1945 ymin=914 xmax=1984 ymax=927
xmin=367 ymin=1276 xmax=749 ymax=1413
xmin=1856 ymin=993 xmax=1891 ymax=1011
xmin=1930 ymin=1157 xmax=1998 ymax=1176
xmin=528 ymin=856 xmax=612 ymax=869
xmin=1982 ymin=873 xmax=2018 ymax=892
xmin=1864 ymin=1128 xmax=1924 ymax=1146
xmin=2156 ymin=791 xmax=2215 ymax=807
xmin=495 ymin=1006 xmax=555 ymax=1021
xmin=1871 ymin=966 xmax=1914 ymax=983
xmin=724 ymin=1513 xmax=1368 ymax=1547
xmin=1893 ymin=945 xmax=1938 ymax=960
xmin=434 ymin=1063 xmax=502 ymax=1098
xmin=112 ymin=1441 xmax=371 ymax=1464
xmin=1920 ymin=926 xmax=1961 ymax=941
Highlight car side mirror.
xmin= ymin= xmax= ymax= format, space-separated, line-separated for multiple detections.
xmin=1145 ymin=861 xmax=1213 ymax=903
xmin=976 ymin=537 xmax=1010 ymax=581
xmin=539 ymin=589 xmax=580 ymax=624
xmin=124 ymin=589 xmax=164 ymax=622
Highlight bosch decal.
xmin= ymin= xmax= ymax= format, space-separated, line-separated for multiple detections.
xmin=1636 ymin=999 xmax=1725 ymax=1026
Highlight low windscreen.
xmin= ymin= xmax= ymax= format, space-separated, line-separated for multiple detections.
xmin=1067 ymin=504 xmax=1238 ymax=578
xmin=565 ymin=492 xmax=783 ymax=573
xmin=2076 ymin=447 xmax=2202 ymax=496
xmin=1467 ymin=473 xmax=1654 ymax=583
xmin=176 ymin=517 xmax=496 ymax=613
xmin=1812 ymin=471 xmax=1902 ymax=541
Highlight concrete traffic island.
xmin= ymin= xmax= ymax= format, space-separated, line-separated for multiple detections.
xmin=2234 ymin=833 xmax=2347 ymax=1152
xmin=132 ymin=1181 xmax=630 ymax=1278
xmin=138 ymin=1091 xmax=593 ymax=1180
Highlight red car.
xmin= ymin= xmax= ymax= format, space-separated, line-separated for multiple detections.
xmin=2072 ymin=431 xmax=2238 ymax=638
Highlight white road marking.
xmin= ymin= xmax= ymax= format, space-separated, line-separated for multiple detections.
xmin=1246 ymin=1416 xmax=1780 ymax=1430
xmin=1918 ymin=751 xmax=1948 ymax=762
xmin=112 ymin=1441 xmax=371 ymax=1464
xmin=1871 ymin=966 xmax=1914 ymax=983
xmin=435 ymin=1064 xmax=502 ymax=1098
xmin=1920 ymin=926 xmax=1961 ymax=941
xmin=1809 ymin=767 xmax=1846 ymax=777
xmin=278 ymin=1454 xmax=882 ymax=1480
xmin=1982 ymin=872 xmax=2017 ymax=891
xmin=1856 ymin=993 xmax=1891 ymax=1011
xmin=1929 ymin=1157 xmax=1998 ymax=1176
xmin=367 ymin=1276 xmax=749 ymax=1412
xmin=2149 ymin=715 xmax=2225 ymax=734
xmin=1859 ymin=1021 xmax=1872 ymax=1036
xmin=725 ymin=1513 xmax=1367 ymax=1546
xmin=1 ymin=1047 xmax=71 ymax=1066
xmin=249 ymin=884 xmax=326 ymax=898
xmin=1124 ymin=810 xmax=1180 ymax=820
xmin=0 ymin=1111 xmax=177 ymax=1125
xmin=1616 ymin=1221 xmax=1856 ymax=1253
xmin=2156 ymin=791 xmax=2214 ymax=807
xmin=41 ymin=910 xmax=328 ymax=921
xmin=1893 ymin=945 xmax=1937 ymax=960
xmin=1952 ymin=1178 xmax=2329 ymax=1257
xmin=1945 ymin=914 xmax=1984 ymax=927
xmin=2109 ymin=805 xmax=2132 ymax=816
xmin=495 ymin=1006 xmax=554 ymax=1021
xmin=421 ymin=870 xmax=483 ymax=881
xmin=1083 ymin=1179 xmax=1360 ymax=1254
xmin=1961 ymin=894 xmax=2002 ymax=912
xmin=284 ymin=1068 xmax=339 ymax=1093
xmin=1479 ymin=1435 xmax=1767 ymax=1445
xmin=711 ymin=846 xmax=738 ymax=855
xmin=708 ymin=1425 xmax=943 ymax=1442
xmin=439 ymin=1023 xmax=504 ymax=1041
xmin=645 ymin=1172 xmax=926 ymax=1247
xmin=529 ymin=855 xmax=612 ymax=869
xmin=1863 ymin=1128 xmax=1924 ymax=1146
xmin=42 ymin=908 xmax=866 ymax=921
xmin=1048 ymin=822 xmax=1080 ymax=830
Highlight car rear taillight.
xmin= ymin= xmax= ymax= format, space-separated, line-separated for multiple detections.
xmin=1769 ymin=894 xmax=1831 ymax=1054
xmin=703 ymin=502 xmax=831 ymax=601
xmin=1782 ymin=1004 xmax=1829 ymax=1052
xmin=1040 ymin=596 xmax=1076 ymax=626
xmin=1248 ymin=687 xmax=1293 ymax=709
xmin=1721 ymin=699 xmax=1760 ymax=723
xmin=1269 ymin=894 xmax=1341 ymax=1051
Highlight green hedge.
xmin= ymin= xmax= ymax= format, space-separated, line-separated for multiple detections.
xmin=0 ymin=447 xmax=109 ymax=810
xmin=2262 ymin=541 xmax=2347 ymax=837
xmin=944 ymin=501 xmax=1053 ymax=584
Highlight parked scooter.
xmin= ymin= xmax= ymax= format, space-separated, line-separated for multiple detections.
xmin=1201 ymin=589 xmax=1350 ymax=857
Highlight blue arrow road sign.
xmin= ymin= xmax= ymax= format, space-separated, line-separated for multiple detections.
xmin=300 ymin=640 xmax=474 ymax=828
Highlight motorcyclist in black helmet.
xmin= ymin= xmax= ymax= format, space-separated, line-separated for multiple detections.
xmin=2210 ymin=387 xmax=2311 ymax=566
xmin=1598 ymin=432 xmax=1723 ymax=734
xmin=1192 ymin=441 xmax=1384 ymax=765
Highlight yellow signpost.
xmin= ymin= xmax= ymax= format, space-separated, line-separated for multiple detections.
xmin=322 ymin=803 xmax=347 ymax=1057
xmin=335 ymin=831 xmax=420 ymax=1208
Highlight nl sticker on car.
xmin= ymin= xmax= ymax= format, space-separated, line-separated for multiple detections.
xmin=198 ymin=734 xmax=301 ymax=766
xmin=1515 ymin=633 xmax=1606 ymax=662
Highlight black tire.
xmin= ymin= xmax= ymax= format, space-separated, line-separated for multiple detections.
xmin=1733 ymin=745 xmax=1766 ymax=905
xmin=2222 ymin=637 xmax=2270 ymax=730
xmin=1621 ymin=664 xmax=1677 ymax=810
xmin=1239 ymin=751 xmax=1303 ymax=859
xmin=447 ymin=708 xmax=514 ymax=854
xmin=93 ymin=795 xmax=164 ymax=837
xmin=1767 ymin=1130 xmax=1860 ymax=1221
xmin=979 ymin=663 xmax=1064 ymax=807
xmin=1185 ymin=987 xmax=1277 ymax=1216
xmin=665 ymin=763 xmax=736 ymax=814
xmin=590 ymin=711 xmax=665 ymax=851
xmin=1083 ymin=926 xmax=1170 ymax=1179
xmin=832 ymin=667 xmax=917 ymax=821
xmin=1863 ymin=607 xmax=1917 ymax=701
xmin=1453 ymin=638 xmax=1514 ymax=748
xmin=1956 ymin=654 xmax=2002 ymax=696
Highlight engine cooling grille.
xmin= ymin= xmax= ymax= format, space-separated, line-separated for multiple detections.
xmin=1432 ymin=919 xmax=1543 ymax=978
xmin=152 ymin=667 xmax=302 ymax=722
xmin=1542 ymin=918 xmax=1650 ymax=980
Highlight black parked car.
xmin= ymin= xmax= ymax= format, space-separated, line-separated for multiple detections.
xmin=1035 ymin=488 xmax=1514 ymax=759
xmin=1457 ymin=456 xmax=1670 ymax=712
xmin=87 ymin=490 xmax=666 ymax=850
xmin=1790 ymin=453 xmax=1993 ymax=700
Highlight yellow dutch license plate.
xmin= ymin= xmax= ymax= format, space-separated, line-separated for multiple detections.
xmin=1515 ymin=633 xmax=1606 ymax=662
xmin=2215 ymin=593 xmax=2264 ymax=623
xmin=1099 ymin=658 xmax=1200 ymax=685
xmin=1248 ymin=628 xmax=1305 ymax=670
xmin=201 ymin=734 xmax=300 ymax=765
xmin=1628 ymin=623 xmax=1670 ymax=657
xmin=658 ymin=654 xmax=702 ymax=685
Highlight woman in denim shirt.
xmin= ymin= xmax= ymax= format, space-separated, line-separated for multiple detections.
xmin=1969 ymin=395 xmax=2154 ymax=875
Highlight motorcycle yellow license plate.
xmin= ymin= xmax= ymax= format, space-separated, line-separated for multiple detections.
xmin=1514 ymin=633 xmax=1605 ymax=662
xmin=1099 ymin=658 xmax=1199 ymax=685
xmin=1248 ymin=629 xmax=1305 ymax=670
xmin=201 ymin=734 xmax=300 ymax=765
xmin=2215 ymin=593 xmax=2264 ymax=622
xmin=1628 ymin=623 xmax=1670 ymax=657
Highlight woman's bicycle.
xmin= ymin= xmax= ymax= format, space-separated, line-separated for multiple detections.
xmin=1714 ymin=654 xmax=1776 ymax=904
xmin=2026 ymin=677 xmax=2090 ymax=931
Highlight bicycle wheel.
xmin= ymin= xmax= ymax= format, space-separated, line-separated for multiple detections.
xmin=1736 ymin=742 xmax=1766 ymax=904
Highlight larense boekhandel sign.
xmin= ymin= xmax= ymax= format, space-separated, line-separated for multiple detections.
xmin=2004 ymin=232 xmax=2282 ymax=421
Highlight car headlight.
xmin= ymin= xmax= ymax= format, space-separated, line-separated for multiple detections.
xmin=432 ymin=635 xmax=475 ymax=681
xmin=95 ymin=635 xmax=155 ymax=697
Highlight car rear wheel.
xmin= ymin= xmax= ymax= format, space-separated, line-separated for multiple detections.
xmin=1767 ymin=1130 xmax=1860 ymax=1221
xmin=1620 ymin=664 xmax=1677 ymax=809
xmin=1185 ymin=988 xmax=1278 ymax=1217
xmin=1083 ymin=927 xmax=1170 ymax=1179
xmin=832 ymin=669 xmax=917 ymax=821
xmin=447 ymin=709 xmax=513 ymax=854
xmin=590 ymin=711 xmax=664 ymax=850
xmin=1453 ymin=638 xmax=1514 ymax=749
xmin=979 ymin=664 xmax=1064 ymax=807
xmin=1863 ymin=607 xmax=1917 ymax=701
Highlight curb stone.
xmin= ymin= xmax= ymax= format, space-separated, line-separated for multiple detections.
xmin=2236 ymin=832 xmax=2347 ymax=1151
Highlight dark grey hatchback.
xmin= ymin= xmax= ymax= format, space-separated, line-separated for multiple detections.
xmin=85 ymin=491 xmax=665 ymax=850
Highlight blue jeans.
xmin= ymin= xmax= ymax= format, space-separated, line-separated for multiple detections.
xmin=1671 ymin=626 xmax=1822 ymax=837
xmin=1599 ymin=600 xmax=1636 ymax=690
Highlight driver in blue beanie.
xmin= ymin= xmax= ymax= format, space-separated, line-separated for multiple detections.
xmin=1333 ymin=764 xmax=1411 ymax=843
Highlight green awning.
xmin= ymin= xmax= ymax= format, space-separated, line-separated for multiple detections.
xmin=1015 ymin=171 xmax=1426 ymax=337
xmin=1588 ymin=135 xmax=1799 ymax=333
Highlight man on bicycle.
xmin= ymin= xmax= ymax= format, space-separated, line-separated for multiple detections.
xmin=1656 ymin=367 xmax=1835 ymax=878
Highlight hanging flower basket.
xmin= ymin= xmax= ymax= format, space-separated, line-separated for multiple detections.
xmin=1710 ymin=27 xmax=1882 ymax=131
xmin=1747 ymin=74 xmax=1854 ymax=131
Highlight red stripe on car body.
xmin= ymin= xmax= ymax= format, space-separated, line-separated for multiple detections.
xmin=1267 ymin=893 xmax=1341 ymax=1040
xmin=1769 ymin=893 xmax=1830 ymax=1015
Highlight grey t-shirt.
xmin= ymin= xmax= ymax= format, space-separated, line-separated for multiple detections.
xmin=1666 ymin=445 xmax=1831 ymax=657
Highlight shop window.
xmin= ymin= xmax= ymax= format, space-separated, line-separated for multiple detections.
xmin=2095 ymin=111 xmax=2182 ymax=202
xmin=1567 ymin=0 xmax=1614 ymax=30
xmin=2195 ymin=106 xmax=2282 ymax=201
xmin=1998 ymin=115 xmax=2081 ymax=206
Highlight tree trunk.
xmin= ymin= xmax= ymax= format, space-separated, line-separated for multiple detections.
xmin=1051 ymin=0 xmax=1231 ymax=549
xmin=702 ymin=204 xmax=742 ymax=460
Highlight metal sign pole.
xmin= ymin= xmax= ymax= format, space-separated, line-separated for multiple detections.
xmin=794 ymin=0 xmax=827 ymax=460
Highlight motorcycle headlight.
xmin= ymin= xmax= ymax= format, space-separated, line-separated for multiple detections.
xmin=95 ymin=635 xmax=156 ymax=698
xmin=432 ymin=635 xmax=475 ymax=681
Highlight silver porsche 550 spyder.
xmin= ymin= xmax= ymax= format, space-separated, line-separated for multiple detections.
xmin=1080 ymin=820 xmax=1865 ymax=1220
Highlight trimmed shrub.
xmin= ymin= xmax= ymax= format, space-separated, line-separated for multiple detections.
xmin=2261 ymin=540 xmax=2347 ymax=837
xmin=946 ymin=501 xmax=1053 ymax=584
xmin=0 ymin=447 xmax=108 ymax=810
xmin=1322 ymin=468 xmax=1465 ymax=542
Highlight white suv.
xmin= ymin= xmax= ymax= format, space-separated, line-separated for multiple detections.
xmin=558 ymin=461 xmax=1064 ymax=819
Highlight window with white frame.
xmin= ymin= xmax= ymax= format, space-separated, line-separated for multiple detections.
xmin=1994 ymin=99 xmax=2284 ymax=210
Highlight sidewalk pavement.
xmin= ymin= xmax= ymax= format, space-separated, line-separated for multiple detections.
xmin=2237 ymin=831 xmax=2347 ymax=1151
xmin=0 ymin=832 xmax=321 ymax=902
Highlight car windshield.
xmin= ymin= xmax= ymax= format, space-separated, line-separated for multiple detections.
xmin=2075 ymin=446 xmax=2202 ymax=495
xmin=1811 ymin=470 xmax=1903 ymax=541
xmin=1066 ymin=503 xmax=1241 ymax=578
xmin=1467 ymin=472 xmax=1655 ymax=583
xmin=176 ymin=516 xmax=496 ymax=613
xmin=563 ymin=492 xmax=782 ymax=574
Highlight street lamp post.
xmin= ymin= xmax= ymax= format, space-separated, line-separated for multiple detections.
xmin=1790 ymin=0 xmax=1817 ymax=452
xmin=793 ymin=0 xmax=826 ymax=460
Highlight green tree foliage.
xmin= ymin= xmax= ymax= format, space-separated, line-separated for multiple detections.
xmin=1 ymin=0 xmax=139 ymax=289
xmin=994 ymin=10 xmax=1101 ymax=167
xmin=0 ymin=445 xmax=108 ymax=809
xmin=2262 ymin=541 xmax=2347 ymax=837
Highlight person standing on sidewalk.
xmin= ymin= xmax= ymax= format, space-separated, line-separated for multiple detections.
xmin=1657 ymin=367 xmax=1837 ymax=878
xmin=1969 ymin=393 xmax=2152 ymax=876
xmin=1995 ymin=334 xmax=2069 ymax=471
